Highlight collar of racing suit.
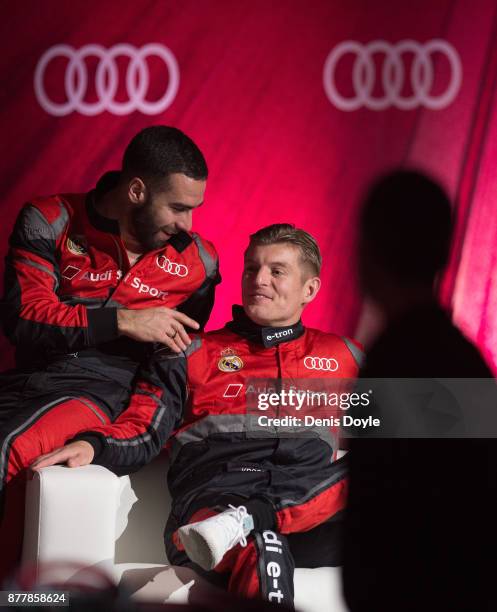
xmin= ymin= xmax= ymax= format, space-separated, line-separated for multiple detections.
xmin=85 ymin=171 xmax=121 ymax=235
xmin=226 ymin=305 xmax=305 ymax=348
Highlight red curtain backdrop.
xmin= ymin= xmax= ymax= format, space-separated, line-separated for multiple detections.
xmin=1 ymin=0 xmax=496 ymax=372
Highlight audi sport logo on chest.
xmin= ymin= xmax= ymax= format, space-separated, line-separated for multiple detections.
xmin=156 ymin=255 xmax=188 ymax=277
xmin=323 ymin=39 xmax=462 ymax=111
xmin=34 ymin=43 xmax=179 ymax=116
xmin=129 ymin=276 xmax=168 ymax=299
xmin=304 ymin=356 xmax=339 ymax=372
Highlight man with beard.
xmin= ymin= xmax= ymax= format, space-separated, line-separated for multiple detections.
xmin=0 ymin=126 xmax=220 ymax=579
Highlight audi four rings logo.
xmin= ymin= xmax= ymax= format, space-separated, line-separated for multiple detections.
xmin=34 ymin=43 xmax=180 ymax=116
xmin=304 ymin=356 xmax=339 ymax=372
xmin=323 ymin=39 xmax=462 ymax=111
xmin=156 ymin=255 xmax=189 ymax=277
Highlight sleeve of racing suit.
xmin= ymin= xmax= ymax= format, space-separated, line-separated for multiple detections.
xmin=1 ymin=203 xmax=118 ymax=353
xmin=71 ymin=349 xmax=188 ymax=476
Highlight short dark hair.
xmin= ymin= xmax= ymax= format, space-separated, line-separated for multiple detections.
xmin=122 ymin=126 xmax=208 ymax=191
xmin=248 ymin=223 xmax=322 ymax=276
xmin=360 ymin=169 xmax=453 ymax=285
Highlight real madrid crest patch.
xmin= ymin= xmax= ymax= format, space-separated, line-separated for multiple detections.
xmin=67 ymin=235 xmax=88 ymax=256
xmin=218 ymin=347 xmax=244 ymax=372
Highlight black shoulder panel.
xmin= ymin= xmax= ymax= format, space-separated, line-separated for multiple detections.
xmin=169 ymin=231 xmax=193 ymax=253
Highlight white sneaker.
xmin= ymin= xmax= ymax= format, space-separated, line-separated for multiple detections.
xmin=178 ymin=505 xmax=254 ymax=571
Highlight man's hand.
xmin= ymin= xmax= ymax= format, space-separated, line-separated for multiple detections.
xmin=31 ymin=441 xmax=95 ymax=470
xmin=117 ymin=307 xmax=200 ymax=353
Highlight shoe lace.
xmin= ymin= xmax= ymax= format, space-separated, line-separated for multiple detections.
xmin=228 ymin=504 xmax=248 ymax=547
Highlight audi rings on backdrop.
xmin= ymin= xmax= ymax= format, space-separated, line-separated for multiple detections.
xmin=156 ymin=256 xmax=188 ymax=277
xmin=304 ymin=356 xmax=339 ymax=372
xmin=323 ymin=39 xmax=462 ymax=111
xmin=34 ymin=43 xmax=180 ymax=116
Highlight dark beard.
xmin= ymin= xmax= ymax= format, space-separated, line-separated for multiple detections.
xmin=130 ymin=200 xmax=167 ymax=251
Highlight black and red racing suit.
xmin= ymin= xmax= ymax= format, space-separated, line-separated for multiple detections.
xmin=2 ymin=170 xmax=219 ymax=373
xmin=73 ymin=305 xmax=363 ymax=606
xmin=0 ymin=170 xmax=220 ymax=578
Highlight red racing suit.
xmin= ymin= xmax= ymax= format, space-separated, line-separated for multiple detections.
xmin=2 ymin=170 xmax=219 ymax=376
xmin=0 ymin=170 xmax=220 ymax=579
xmin=73 ymin=306 xmax=363 ymax=605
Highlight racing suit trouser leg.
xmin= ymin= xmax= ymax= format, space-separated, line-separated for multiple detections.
xmin=0 ymin=396 xmax=110 ymax=581
xmin=215 ymin=530 xmax=295 ymax=608
xmin=167 ymin=457 xmax=348 ymax=604
xmin=275 ymin=475 xmax=348 ymax=535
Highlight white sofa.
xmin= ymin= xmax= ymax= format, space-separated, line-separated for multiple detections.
xmin=21 ymin=453 xmax=349 ymax=611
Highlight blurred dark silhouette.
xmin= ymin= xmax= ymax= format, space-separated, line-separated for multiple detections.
xmin=343 ymin=170 xmax=497 ymax=612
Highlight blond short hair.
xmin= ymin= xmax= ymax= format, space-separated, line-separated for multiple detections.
xmin=248 ymin=223 xmax=322 ymax=276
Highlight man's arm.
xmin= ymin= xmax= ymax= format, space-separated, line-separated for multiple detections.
xmin=1 ymin=202 xmax=118 ymax=353
xmin=31 ymin=348 xmax=189 ymax=475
